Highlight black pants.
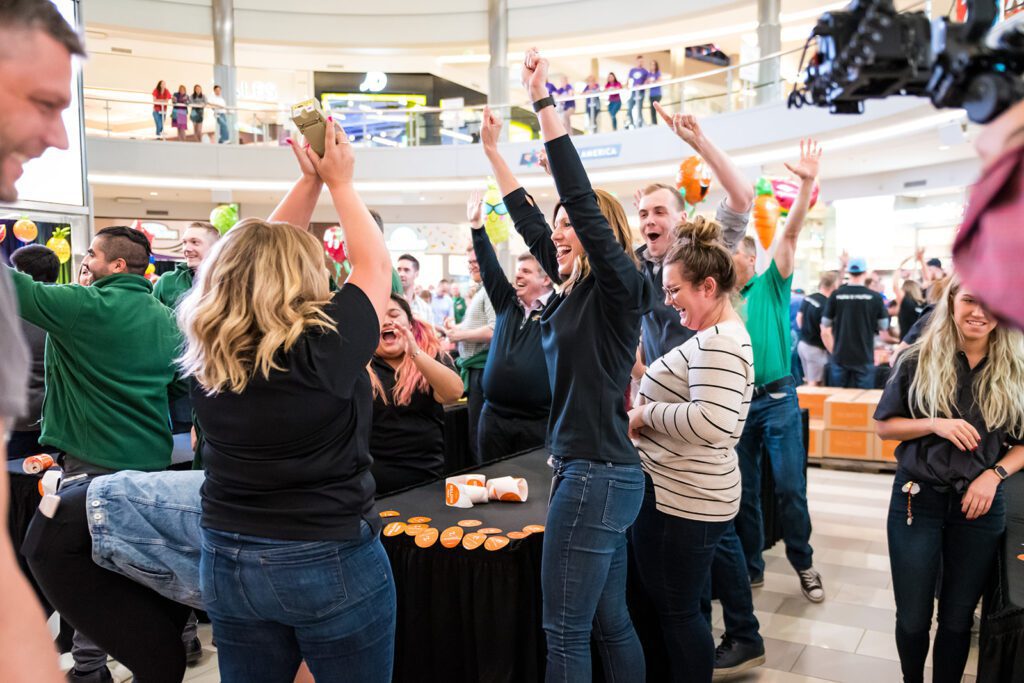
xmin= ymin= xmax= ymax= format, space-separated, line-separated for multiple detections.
xmin=22 ymin=482 xmax=192 ymax=683
xmin=6 ymin=429 xmax=45 ymax=460
xmin=466 ymin=368 xmax=485 ymax=465
xmin=477 ymin=403 xmax=547 ymax=463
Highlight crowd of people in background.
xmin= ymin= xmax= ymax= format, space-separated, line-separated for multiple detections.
xmin=152 ymin=80 xmax=229 ymax=143
xmin=4 ymin=5 xmax=1024 ymax=683
xmin=550 ymin=54 xmax=664 ymax=135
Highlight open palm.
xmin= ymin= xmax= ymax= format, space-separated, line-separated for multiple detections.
xmin=783 ymin=138 xmax=822 ymax=181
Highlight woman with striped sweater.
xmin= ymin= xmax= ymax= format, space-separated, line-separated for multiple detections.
xmin=627 ymin=218 xmax=755 ymax=683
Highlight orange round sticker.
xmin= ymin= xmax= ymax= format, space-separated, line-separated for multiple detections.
xmin=404 ymin=523 xmax=428 ymax=536
xmin=440 ymin=526 xmax=464 ymax=548
xmin=466 ymin=477 xmax=486 ymax=487
xmin=484 ymin=536 xmax=510 ymax=551
xmin=408 ymin=516 xmax=432 ymax=524
xmin=379 ymin=510 xmax=400 ymax=518
xmin=523 ymin=525 xmax=546 ymax=534
xmin=415 ymin=528 xmax=439 ymax=548
xmin=462 ymin=532 xmax=487 ymax=550
xmin=383 ymin=522 xmax=406 ymax=537
xmin=507 ymin=531 xmax=531 ymax=540
xmin=477 ymin=528 xmax=503 ymax=535
xmin=499 ymin=492 xmax=524 ymax=502
xmin=458 ymin=519 xmax=483 ymax=528
xmin=445 ymin=482 xmax=461 ymax=506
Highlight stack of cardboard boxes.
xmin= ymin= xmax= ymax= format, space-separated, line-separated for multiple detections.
xmin=797 ymin=387 xmax=900 ymax=463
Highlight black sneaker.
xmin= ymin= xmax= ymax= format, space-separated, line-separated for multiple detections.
xmin=798 ymin=566 xmax=825 ymax=603
xmin=185 ymin=636 xmax=203 ymax=666
xmin=713 ymin=636 xmax=766 ymax=679
xmin=749 ymin=574 xmax=765 ymax=588
xmin=66 ymin=667 xmax=113 ymax=683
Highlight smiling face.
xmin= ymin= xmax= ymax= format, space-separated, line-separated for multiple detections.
xmin=181 ymin=226 xmax=218 ymax=269
xmin=466 ymin=247 xmax=481 ymax=283
xmin=514 ymin=256 xmax=551 ymax=304
xmin=377 ymin=299 xmax=411 ymax=359
xmin=396 ymin=258 xmax=418 ymax=292
xmin=551 ymin=205 xmax=584 ymax=278
xmin=662 ymin=262 xmax=720 ymax=330
xmin=82 ymin=237 xmax=124 ymax=282
xmin=0 ymin=29 xmax=73 ymax=202
xmin=953 ymin=288 xmax=996 ymax=344
xmin=638 ymin=187 xmax=685 ymax=261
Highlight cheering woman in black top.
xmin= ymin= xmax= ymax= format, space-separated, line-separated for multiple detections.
xmin=875 ymin=275 xmax=1024 ymax=683
xmin=485 ymin=49 xmax=653 ymax=682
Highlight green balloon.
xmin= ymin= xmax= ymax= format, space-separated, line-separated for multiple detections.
xmin=210 ymin=204 xmax=239 ymax=235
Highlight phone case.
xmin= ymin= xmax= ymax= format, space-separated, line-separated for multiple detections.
xmin=290 ymin=98 xmax=327 ymax=157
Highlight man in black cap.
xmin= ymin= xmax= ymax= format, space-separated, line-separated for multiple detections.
xmin=821 ymin=257 xmax=889 ymax=389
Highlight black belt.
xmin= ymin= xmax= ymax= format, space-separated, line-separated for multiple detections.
xmin=752 ymin=375 xmax=795 ymax=400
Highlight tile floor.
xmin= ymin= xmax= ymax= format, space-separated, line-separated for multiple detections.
xmin=64 ymin=466 xmax=979 ymax=682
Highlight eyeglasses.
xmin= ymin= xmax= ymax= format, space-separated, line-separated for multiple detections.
xmin=484 ymin=202 xmax=508 ymax=216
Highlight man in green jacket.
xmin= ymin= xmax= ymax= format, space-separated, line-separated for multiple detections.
xmin=8 ymin=225 xmax=185 ymax=475
xmin=153 ymin=221 xmax=220 ymax=308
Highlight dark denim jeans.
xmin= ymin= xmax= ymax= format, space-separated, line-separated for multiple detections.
xmin=631 ymin=474 xmax=729 ymax=682
xmin=608 ymin=101 xmax=622 ymax=130
xmin=153 ymin=110 xmax=164 ymax=137
xmin=887 ymin=471 xmax=1005 ymax=683
xmin=627 ymin=91 xmax=645 ymax=128
xmin=706 ymin=522 xmax=763 ymax=647
xmin=734 ymin=384 xmax=814 ymax=577
xmin=542 ymin=456 xmax=646 ymax=683
xmin=829 ymin=362 xmax=876 ymax=389
xmin=200 ymin=521 xmax=396 ymax=683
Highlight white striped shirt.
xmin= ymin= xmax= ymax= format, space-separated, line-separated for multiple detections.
xmin=635 ymin=320 xmax=754 ymax=521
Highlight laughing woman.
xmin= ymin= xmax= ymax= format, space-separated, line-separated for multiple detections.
xmin=483 ymin=49 xmax=654 ymax=682
xmin=875 ymin=275 xmax=1024 ymax=683
xmin=369 ymin=294 xmax=463 ymax=495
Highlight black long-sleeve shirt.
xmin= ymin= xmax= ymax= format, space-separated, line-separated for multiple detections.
xmin=472 ymin=226 xmax=551 ymax=419
xmin=508 ymin=134 xmax=653 ymax=464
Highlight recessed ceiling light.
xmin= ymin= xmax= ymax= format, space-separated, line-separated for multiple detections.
xmin=149 ymin=191 xmax=158 ymax=196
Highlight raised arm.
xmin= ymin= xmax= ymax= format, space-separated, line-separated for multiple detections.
xmin=400 ymin=326 xmax=464 ymax=403
xmin=309 ymin=122 xmax=392 ymax=321
xmin=468 ymin=192 xmax=517 ymax=313
xmin=654 ymin=102 xmax=754 ymax=213
xmin=6 ymin=267 xmax=82 ymax=336
xmin=774 ymin=138 xmax=822 ymax=280
xmin=268 ymin=137 xmax=324 ymax=231
xmin=892 ymin=257 xmax=912 ymax=306
xmin=481 ymin=107 xmax=524 ymax=198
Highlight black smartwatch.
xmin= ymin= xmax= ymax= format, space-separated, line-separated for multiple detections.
xmin=993 ymin=464 xmax=1009 ymax=481
xmin=533 ymin=96 xmax=555 ymax=112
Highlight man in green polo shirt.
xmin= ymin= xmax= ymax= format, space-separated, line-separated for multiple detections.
xmin=8 ymin=225 xmax=185 ymax=475
xmin=153 ymin=220 xmax=220 ymax=308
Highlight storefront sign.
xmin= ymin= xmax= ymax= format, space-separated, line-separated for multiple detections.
xmin=519 ymin=144 xmax=620 ymax=167
xmin=359 ymin=71 xmax=389 ymax=93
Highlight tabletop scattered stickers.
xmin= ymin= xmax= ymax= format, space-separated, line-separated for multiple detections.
xmin=377 ymin=510 xmax=545 ymax=552
xmin=415 ymin=528 xmax=439 ymax=548
xmin=477 ymin=528 xmax=503 ymax=535
xmin=441 ymin=526 xmax=464 ymax=548
xmin=462 ymin=532 xmax=487 ymax=550
xmin=379 ymin=510 xmax=401 ymax=518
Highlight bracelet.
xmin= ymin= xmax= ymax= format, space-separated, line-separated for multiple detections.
xmin=533 ymin=96 xmax=555 ymax=112
xmin=410 ymin=348 xmax=421 ymax=359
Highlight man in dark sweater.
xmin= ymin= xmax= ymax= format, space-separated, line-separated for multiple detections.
xmin=821 ymin=258 xmax=889 ymax=389
xmin=469 ymin=196 xmax=553 ymax=461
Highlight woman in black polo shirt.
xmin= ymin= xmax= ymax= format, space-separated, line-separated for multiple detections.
xmin=178 ymin=124 xmax=396 ymax=682
xmin=494 ymin=49 xmax=653 ymax=681
xmin=370 ymin=294 xmax=463 ymax=494
xmin=875 ymin=276 xmax=1024 ymax=683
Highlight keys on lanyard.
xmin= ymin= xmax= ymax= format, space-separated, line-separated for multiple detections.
xmin=902 ymin=480 xmax=921 ymax=526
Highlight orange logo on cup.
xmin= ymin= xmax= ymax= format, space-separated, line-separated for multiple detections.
xmin=441 ymin=526 xmax=464 ymax=548
xmin=458 ymin=519 xmax=482 ymax=528
xmin=477 ymin=528 xmax=503 ymax=535
xmin=466 ymin=477 xmax=486 ymax=487
xmin=379 ymin=510 xmax=400 ymax=518
xmin=408 ymin=516 xmax=432 ymax=524
xmin=383 ymin=522 xmax=406 ymax=537
xmin=445 ymin=483 xmax=460 ymax=506
xmin=523 ymin=525 xmax=546 ymax=534
xmin=499 ymin=492 xmax=524 ymax=502
xmin=404 ymin=523 xmax=428 ymax=536
xmin=484 ymin=536 xmax=510 ymax=551
xmin=462 ymin=532 xmax=486 ymax=550
xmin=415 ymin=528 xmax=439 ymax=548
xmin=507 ymin=531 xmax=530 ymax=540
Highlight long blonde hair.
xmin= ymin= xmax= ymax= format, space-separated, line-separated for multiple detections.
xmin=554 ymin=188 xmax=639 ymax=292
xmin=898 ymin=274 xmax=1024 ymax=437
xmin=177 ymin=219 xmax=336 ymax=394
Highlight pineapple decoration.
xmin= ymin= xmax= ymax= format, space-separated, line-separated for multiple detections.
xmin=46 ymin=226 xmax=73 ymax=284
xmin=482 ymin=179 xmax=510 ymax=245
xmin=12 ymin=216 xmax=38 ymax=243
xmin=752 ymin=177 xmax=780 ymax=250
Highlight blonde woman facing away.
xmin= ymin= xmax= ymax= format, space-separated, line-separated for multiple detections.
xmin=875 ymin=275 xmax=1024 ymax=683
xmin=177 ymin=122 xmax=396 ymax=682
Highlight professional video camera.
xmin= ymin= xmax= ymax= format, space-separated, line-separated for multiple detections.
xmin=788 ymin=0 xmax=1024 ymax=123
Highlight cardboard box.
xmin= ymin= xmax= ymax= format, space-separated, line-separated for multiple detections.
xmin=807 ymin=419 xmax=825 ymax=458
xmin=824 ymin=429 xmax=875 ymax=460
xmin=825 ymin=390 xmax=882 ymax=432
xmin=874 ymin=435 xmax=900 ymax=462
xmin=797 ymin=386 xmax=843 ymax=421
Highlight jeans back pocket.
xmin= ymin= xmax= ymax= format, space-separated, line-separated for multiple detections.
xmin=601 ymin=478 xmax=645 ymax=533
xmin=261 ymin=547 xmax=348 ymax=620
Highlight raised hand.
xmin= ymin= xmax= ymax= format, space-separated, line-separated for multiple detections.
xmin=467 ymin=190 xmax=483 ymax=226
xmin=307 ymin=118 xmax=354 ymax=187
xmin=480 ymin=106 xmax=503 ymax=151
xmin=653 ymin=101 xmax=704 ymax=149
xmin=522 ymin=48 xmax=550 ymax=99
xmin=783 ymin=138 xmax=823 ymax=182
xmin=285 ymin=136 xmax=318 ymax=180
xmin=632 ymin=187 xmax=643 ymax=210
xmin=400 ymin=323 xmax=421 ymax=358
xmin=537 ymin=149 xmax=552 ymax=176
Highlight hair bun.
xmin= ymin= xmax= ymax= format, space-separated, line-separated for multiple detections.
xmin=674 ymin=215 xmax=723 ymax=248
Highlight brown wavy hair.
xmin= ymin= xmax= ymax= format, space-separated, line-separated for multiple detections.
xmin=552 ymin=188 xmax=639 ymax=292
xmin=664 ymin=215 xmax=736 ymax=295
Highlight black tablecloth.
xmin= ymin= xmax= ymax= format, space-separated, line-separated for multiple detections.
xmin=979 ymin=472 xmax=1024 ymax=682
xmin=443 ymin=402 xmax=472 ymax=474
xmin=6 ymin=459 xmax=51 ymax=612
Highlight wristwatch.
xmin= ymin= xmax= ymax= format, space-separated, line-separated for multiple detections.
xmin=992 ymin=464 xmax=1009 ymax=481
xmin=533 ymin=96 xmax=555 ymax=112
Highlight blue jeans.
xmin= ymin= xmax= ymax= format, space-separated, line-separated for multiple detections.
xmin=734 ymin=384 xmax=813 ymax=577
xmin=608 ymin=101 xmax=622 ymax=130
xmin=216 ymin=112 xmax=228 ymax=143
xmin=627 ymin=91 xmax=645 ymax=127
xmin=888 ymin=471 xmax=1005 ymax=683
xmin=631 ymin=474 xmax=729 ymax=681
xmin=200 ymin=522 xmax=396 ymax=683
xmin=829 ymin=362 xmax=876 ymax=389
xmin=543 ymin=456 xmax=645 ymax=683
xmin=705 ymin=522 xmax=763 ymax=647
xmin=153 ymin=110 xmax=164 ymax=137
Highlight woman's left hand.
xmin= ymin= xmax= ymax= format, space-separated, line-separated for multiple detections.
xmin=400 ymin=325 xmax=421 ymax=358
xmin=627 ymin=406 xmax=646 ymax=441
xmin=962 ymin=470 xmax=999 ymax=520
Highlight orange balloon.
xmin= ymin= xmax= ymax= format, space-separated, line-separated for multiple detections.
xmin=13 ymin=218 xmax=37 ymax=243
xmin=753 ymin=194 xmax=780 ymax=249
xmin=675 ymin=156 xmax=712 ymax=205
